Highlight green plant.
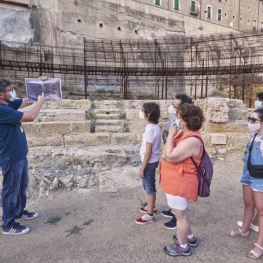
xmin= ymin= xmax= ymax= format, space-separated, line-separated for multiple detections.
xmin=65 ymin=226 xmax=84 ymax=237
xmin=65 ymin=212 xmax=70 ymax=216
xmin=138 ymin=196 xmax=148 ymax=207
xmin=45 ymin=216 xmax=62 ymax=225
xmin=83 ymin=219 xmax=94 ymax=226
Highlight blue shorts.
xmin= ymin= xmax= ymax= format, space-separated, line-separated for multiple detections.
xmin=240 ymin=172 xmax=263 ymax=192
xmin=142 ymin=161 xmax=159 ymax=195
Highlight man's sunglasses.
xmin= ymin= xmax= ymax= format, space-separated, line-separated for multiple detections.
xmin=247 ymin=117 xmax=261 ymax=123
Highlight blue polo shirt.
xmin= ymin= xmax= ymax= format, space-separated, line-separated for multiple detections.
xmin=0 ymin=99 xmax=28 ymax=165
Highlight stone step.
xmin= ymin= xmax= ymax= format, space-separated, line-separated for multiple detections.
xmin=20 ymin=109 xmax=87 ymax=122
xmin=95 ymin=119 xmax=124 ymax=126
xmin=95 ymin=114 xmax=121 ymax=120
xmin=94 ymin=109 xmax=120 ymax=115
xmin=95 ymin=125 xmax=126 ymax=133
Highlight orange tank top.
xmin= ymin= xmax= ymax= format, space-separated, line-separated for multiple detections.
xmin=159 ymin=130 xmax=203 ymax=202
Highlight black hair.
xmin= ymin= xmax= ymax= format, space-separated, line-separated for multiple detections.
xmin=175 ymin=94 xmax=194 ymax=105
xmin=143 ymin=102 xmax=160 ymax=124
xmin=253 ymin=108 xmax=263 ymax=122
xmin=257 ymin=92 xmax=263 ymax=101
xmin=0 ymin=79 xmax=11 ymax=93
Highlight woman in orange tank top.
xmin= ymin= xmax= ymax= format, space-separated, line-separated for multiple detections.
xmin=160 ymin=103 xmax=205 ymax=257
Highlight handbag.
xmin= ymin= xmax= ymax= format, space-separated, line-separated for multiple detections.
xmin=247 ymin=134 xmax=263 ymax=178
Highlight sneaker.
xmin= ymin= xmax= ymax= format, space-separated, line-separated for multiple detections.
xmin=135 ymin=213 xmax=155 ymax=225
xmin=161 ymin=209 xmax=174 ymax=218
xmin=237 ymin=221 xmax=259 ymax=232
xmin=164 ymin=242 xmax=191 ymax=257
xmin=139 ymin=205 xmax=157 ymax=214
xmin=15 ymin=210 xmax=39 ymax=221
xmin=2 ymin=223 xmax=30 ymax=235
xmin=173 ymin=234 xmax=198 ymax=247
xmin=163 ymin=217 xmax=177 ymax=230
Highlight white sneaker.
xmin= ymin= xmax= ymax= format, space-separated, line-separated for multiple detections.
xmin=237 ymin=221 xmax=259 ymax=232
xmin=135 ymin=213 xmax=155 ymax=225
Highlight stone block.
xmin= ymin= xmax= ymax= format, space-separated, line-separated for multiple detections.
xmin=54 ymin=110 xmax=86 ymax=121
xmin=126 ymin=109 xmax=136 ymax=120
xmin=204 ymin=97 xmax=229 ymax=123
xmin=34 ymin=122 xmax=72 ymax=135
xmin=210 ymin=133 xmax=227 ymax=145
xmin=110 ymin=133 xmax=138 ymax=144
xmin=64 ymin=133 xmax=110 ymax=145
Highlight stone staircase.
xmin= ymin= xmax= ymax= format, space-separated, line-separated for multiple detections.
xmin=92 ymin=102 xmax=129 ymax=133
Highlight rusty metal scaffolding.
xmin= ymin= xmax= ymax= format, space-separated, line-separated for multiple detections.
xmin=1 ymin=32 xmax=263 ymax=104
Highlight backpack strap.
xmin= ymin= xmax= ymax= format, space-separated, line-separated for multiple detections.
xmin=189 ymin=136 xmax=210 ymax=186
xmin=189 ymin=135 xmax=205 ymax=166
xmin=247 ymin=133 xmax=257 ymax=171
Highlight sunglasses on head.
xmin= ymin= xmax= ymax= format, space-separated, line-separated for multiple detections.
xmin=248 ymin=117 xmax=261 ymax=123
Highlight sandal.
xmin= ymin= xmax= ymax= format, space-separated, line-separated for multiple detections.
xmin=227 ymin=228 xmax=249 ymax=237
xmin=247 ymin=243 xmax=263 ymax=259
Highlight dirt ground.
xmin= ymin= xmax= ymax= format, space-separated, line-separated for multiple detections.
xmin=0 ymin=152 xmax=260 ymax=263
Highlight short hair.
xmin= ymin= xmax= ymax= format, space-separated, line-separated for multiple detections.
xmin=143 ymin=102 xmax=160 ymax=124
xmin=175 ymin=94 xmax=194 ymax=105
xmin=253 ymin=108 xmax=263 ymax=122
xmin=0 ymin=79 xmax=11 ymax=93
xmin=257 ymin=92 xmax=263 ymax=101
xmin=178 ymin=103 xmax=205 ymax=131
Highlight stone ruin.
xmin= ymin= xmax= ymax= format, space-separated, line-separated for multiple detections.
xmin=0 ymin=97 xmax=253 ymax=200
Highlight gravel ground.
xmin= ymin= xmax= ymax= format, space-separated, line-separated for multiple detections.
xmin=0 ymin=152 xmax=258 ymax=263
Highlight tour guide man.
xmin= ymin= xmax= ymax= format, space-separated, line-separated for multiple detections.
xmin=0 ymin=77 xmax=46 ymax=235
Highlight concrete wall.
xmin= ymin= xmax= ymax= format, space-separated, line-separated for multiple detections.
xmin=0 ymin=0 xmax=242 ymax=46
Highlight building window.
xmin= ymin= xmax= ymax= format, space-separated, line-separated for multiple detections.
xmin=233 ymin=15 xmax=235 ymax=19
xmin=207 ymin=6 xmax=212 ymax=19
xmin=218 ymin=9 xmax=222 ymax=21
xmin=253 ymin=20 xmax=257 ymax=31
xmin=240 ymin=17 xmax=242 ymax=21
xmin=174 ymin=0 xmax=179 ymax=10
xmin=155 ymin=0 xmax=160 ymax=5
xmin=225 ymin=13 xmax=227 ymax=17
xmin=191 ymin=1 xmax=196 ymax=12
xmin=218 ymin=0 xmax=221 ymax=2
xmin=261 ymin=22 xmax=263 ymax=32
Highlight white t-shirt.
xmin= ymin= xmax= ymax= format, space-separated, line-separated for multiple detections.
xmin=165 ymin=115 xmax=176 ymax=131
xmin=140 ymin=123 xmax=161 ymax=163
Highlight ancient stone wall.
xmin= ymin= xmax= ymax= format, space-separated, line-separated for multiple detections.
xmin=0 ymin=97 xmax=252 ymax=198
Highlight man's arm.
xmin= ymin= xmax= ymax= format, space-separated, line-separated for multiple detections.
xmin=20 ymin=93 xmax=46 ymax=122
xmin=19 ymin=98 xmax=33 ymax=109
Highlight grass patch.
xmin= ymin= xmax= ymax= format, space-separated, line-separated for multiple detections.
xmin=45 ymin=216 xmax=62 ymax=225
xmin=65 ymin=225 xmax=84 ymax=237
xmin=83 ymin=219 xmax=94 ymax=226
xmin=138 ymin=196 xmax=148 ymax=207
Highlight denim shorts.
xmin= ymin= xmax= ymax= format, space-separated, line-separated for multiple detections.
xmin=240 ymin=172 xmax=263 ymax=192
xmin=142 ymin=161 xmax=159 ymax=195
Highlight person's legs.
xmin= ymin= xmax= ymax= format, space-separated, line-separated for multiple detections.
xmin=248 ymin=191 xmax=263 ymax=258
xmin=172 ymin=207 xmax=191 ymax=245
xmin=136 ymin=162 xmax=158 ymax=225
xmin=1 ymin=159 xmax=25 ymax=228
xmin=252 ymin=212 xmax=259 ymax=226
xmin=241 ymin=185 xmax=255 ymax=233
xmin=228 ymin=185 xmax=254 ymax=236
xmin=15 ymin=158 xmax=29 ymax=217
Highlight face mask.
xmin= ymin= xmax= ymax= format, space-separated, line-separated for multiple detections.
xmin=139 ymin=110 xmax=145 ymax=120
xmin=248 ymin=122 xmax=261 ymax=132
xmin=254 ymin=100 xmax=263 ymax=109
xmin=9 ymin=89 xmax=17 ymax=101
xmin=168 ymin=105 xmax=176 ymax=115
xmin=174 ymin=118 xmax=180 ymax=127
